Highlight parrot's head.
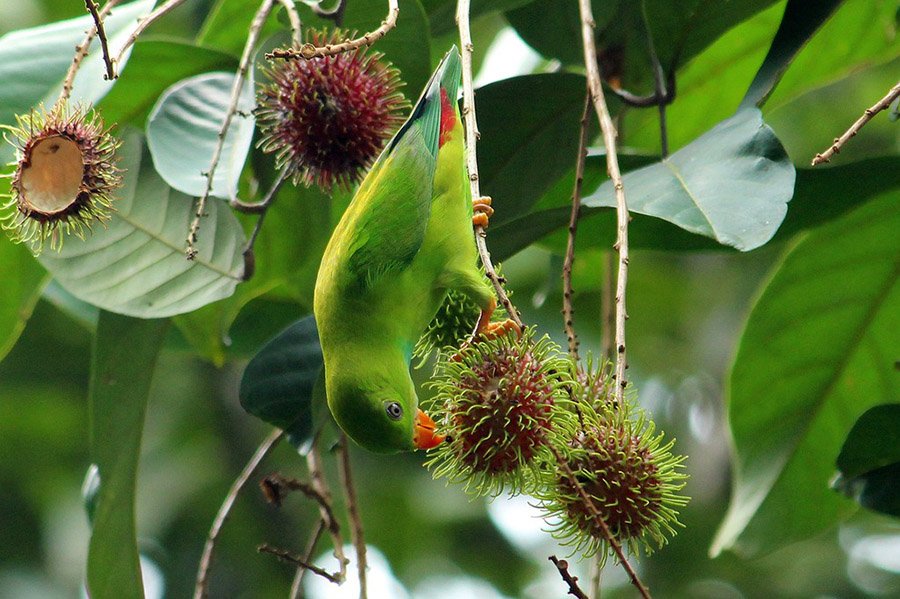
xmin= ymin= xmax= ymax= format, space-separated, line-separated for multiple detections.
xmin=326 ymin=361 xmax=445 ymax=453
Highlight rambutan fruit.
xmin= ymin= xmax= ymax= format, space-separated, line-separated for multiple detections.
xmin=256 ymin=30 xmax=409 ymax=190
xmin=540 ymin=404 xmax=689 ymax=560
xmin=1 ymin=103 xmax=121 ymax=253
xmin=425 ymin=328 xmax=576 ymax=496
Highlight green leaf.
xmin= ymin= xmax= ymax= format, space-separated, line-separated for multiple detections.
xmin=712 ymin=192 xmax=899 ymax=557
xmin=99 ymin=40 xmax=238 ymax=127
xmin=239 ymin=314 xmax=325 ymax=450
xmin=583 ymin=109 xmax=794 ymax=251
xmin=198 ymin=0 xmax=285 ymax=56
xmin=86 ymin=311 xmax=169 ymax=599
xmin=146 ymin=72 xmax=255 ymax=199
xmin=39 ymin=131 xmax=246 ymax=318
xmin=0 ymin=0 xmax=156 ymax=126
xmin=740 ymin=0 xmax=843 ymax=109
xmin=832 ymin=404 xmax=900 ymax=517
xmin=0 ymin=236 xmax=48 ymax=362
xmin=477 ymin=73 xmax=598 ymax=225
xmin=304 ymin=0 xmax=432 ymax=94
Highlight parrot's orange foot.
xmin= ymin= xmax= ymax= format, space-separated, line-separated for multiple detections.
xmin=472 ymin=196 xmax=494 ymax=229
xmin=481 ymin=318 xmax=522 ymax=340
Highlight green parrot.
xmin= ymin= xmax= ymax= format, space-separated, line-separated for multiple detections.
xmin=313 ymin=48 xmax=513 ymax=453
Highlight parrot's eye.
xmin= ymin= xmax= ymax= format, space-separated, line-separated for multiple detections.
xmin=384 ymin=401 xmax=403 ymax=420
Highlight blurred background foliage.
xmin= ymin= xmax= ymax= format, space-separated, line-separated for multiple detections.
xmin=0 ymin=0 xmax=898 ymax=598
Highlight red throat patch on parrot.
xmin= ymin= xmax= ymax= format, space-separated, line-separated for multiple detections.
xmin=438 ymin=88 xmax=456 ymax=148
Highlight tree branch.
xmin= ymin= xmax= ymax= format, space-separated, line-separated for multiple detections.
xmin=548 ymin=556 xmax=589 ymax=599
xmin=267 ymin=0 xmax=398 ymax=60
xmin=289 ymin=520 xmax=326 ymax=599
xmin=578 ymin=0 xmax=631 ymax=407
xmin=55 ymin=0 xmax=122 ymax=107
xmin=456 ymin=0 xmax=523 ymax=329
xmin=259 ymin=544 xmax=342 ymax=584
xmin=186 ymin=0 xmax=275 ymax=259
xmin=562 ymin=90 xmax=592 ymax=361
xmin=337 ymin=436 xmax=368 ymax=599
xmin=811 ymin=80 xmax=900 ymax=166
xmin=112 ymin=0 xmax=188 ymax=75
xmin=193 ymin=429 xmax=283 ymax=599
xmin=84 ymin=0 xmax=115 ymax=80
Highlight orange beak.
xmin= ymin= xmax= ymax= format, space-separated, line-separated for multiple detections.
xmin=413 ymin=409 xmax=446 ymax=450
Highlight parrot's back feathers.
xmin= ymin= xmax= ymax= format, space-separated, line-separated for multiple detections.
xmin=340 ymin=48 xmax=462 ymax=290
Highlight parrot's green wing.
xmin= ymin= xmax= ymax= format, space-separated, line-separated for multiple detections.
xmin=344 ymin=50 xmax=461 ymax=289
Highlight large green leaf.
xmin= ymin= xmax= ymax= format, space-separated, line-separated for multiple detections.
xmin=582 ymin=109 xmax=794 ymax=251
xmin=476 ymin=73 xmax=598 ymax=225
xmin=99 ymin=40 xmax=238 ymax=127
xmin=0 ymin=0 xmax=156 ymax=126
xmin=39 ymin=132 xmax=246 ymax=318
xmin=146 ymin=72 xmax=255 ymax=199
xmin=712 ymin=192 xmax=899 ymax=557
xmin=197 ymin=0 xmax=285 ymax=56
xmin=239 ymin=314 xmax=325 ymax=450
xmin=832 ymin=404 xmax=900 ymax=518
xmin=740 ymin=0 xmax=843 ymax=108
xmin=86 ymin=311 xmax=169 ymax=599
xmin=0 ymin=237 xmax=48 ymax=362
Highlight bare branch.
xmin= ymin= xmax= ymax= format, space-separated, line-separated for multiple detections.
xmin=275 ymin=0 xmax=302 ymax=48
xmin=186 ymin=0 xmax=275 ymax=259
xmin=194 ymin=429 xmax=283 ymax=599
xmin=112 ymin=0 xmax=189 ymax=74
xmin=84 ymin=0 xmax=115 ymax=80
xmin=289 ymin=521 xmax=326 ymax=599
xmin=548 ymin=556 xmax=589 ymax=599
xmin=259 ymin=544 xmax=342 ymax=584
xmin=56 ymin=0 xmax=122 ymax=107
xmin=306 ymin=441 xmax=348 ymax=582
xmin=578 ymin=0 xmax=631 ymax=407
xmin=267 ymin=0 xmax=397 ymax=60
xmin=230 ymin=169 xmax=290 ymax=281
xmin=811 ymin=80 xmax=900 ymax=166
xmin=562 ymin=90 xmax=592 ymax=361
xmin=337 ymin=436 xmax=368 ymax=599
xmin=456 ymin=0 xmax=524 ymax=329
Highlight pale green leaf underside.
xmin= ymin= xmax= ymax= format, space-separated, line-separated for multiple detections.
xmin=40 ymin=131 xmax=245 ymax=318
xmin=584 ymin=108 xmax=795 ymax=251
xmin=712 ymin=192 xmax=899 ymax=557
xmin=146 ymin=71 xmax=256 ymax=199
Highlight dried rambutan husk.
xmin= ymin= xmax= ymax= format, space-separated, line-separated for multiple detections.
xmin=539 ymin=400 xmax=689 ymax=561
xmin=256 ymin=29 xmax=409 ymax=190
xmin=1 ymin=103 xmax=121 ymax=253
xmin=425 ymin=328 xmax=576 ymax=496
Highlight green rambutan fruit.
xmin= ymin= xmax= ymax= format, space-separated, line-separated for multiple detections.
xmin=256 ymin=30 xmax=409 ymax=190
xmin=1 ymin=103 xmax=121 ymax=253
xmin=540 ymin=403 xmax=689 ymax=560
xmin=425 ymin=328 xmax=576 ymax=496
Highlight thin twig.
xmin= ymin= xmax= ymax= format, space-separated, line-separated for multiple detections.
xmin=811 ymin=80 xmax=900 ymax=166
xmin=599 ymin=251 xmax=613 ymax=362
xmin=267 ymin=0 xmax=398 ymax=60
xmin=640 ymin=1 xmax=668 ymax=157
xmin=550 ymin=446 xmax=651 ymax=599
xmin=186 ymin=0 xmax=275 ymax=259
xmin=231 ymin=169 xmax=290 ymax=281
xmin=578 ymin=0 xmax=631 ymax=407
xmin=84 ymin=0 xmax=115 ymax=80
xmin=259 ymin=544 xmax=342 ymax=584
xmin=290 ymin=521 xmax=326 ymax=599
xmin=562 ymin=91 xmax=592 ymax=360
xmin=337 ymin=436 xmax=368 ymax=599
xmin=456 ymin=0 xmax=524 ymax=329
xmin=548 ymin=556 xmax=589 ymax=599
xmin=275 ymin=0 xmax=303 ymax=48
xmin=193 ymin=429 xmax=283 ymax=599
xmin=306 ymin=441 xmax=348 ymax=582
xmin=111 ymin=0 xmax=188 ymax=74
xmin=261 ymin=473 xmax=342 ymax=534
xmin=56 ymin=0 xmax=122 ymax=107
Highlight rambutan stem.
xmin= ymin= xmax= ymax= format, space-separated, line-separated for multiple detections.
xmin=187 ymin=0 xmax=276 ymax=259
xmin=456 ymin=0 xmax=523 ymax=329
xmin=577 ymin=0 xmax=630 ymax=406
xmin=194 ymin=428 xmax=283 ymax=599
xmin=83 ymin=0 xmax=115 ymax=80
xmin=562 ymin=90 xmax=591 ymax=361
xmin=550 ymin=445 xmax=651 ymax=599
xmin=56 ymin=0 xmax=122 ymax=107
xmin=267 ymin=0 xmax=398 ymax=60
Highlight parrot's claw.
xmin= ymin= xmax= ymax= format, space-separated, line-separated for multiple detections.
xmin=472 ymin=196 xmax=494 ymax=229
